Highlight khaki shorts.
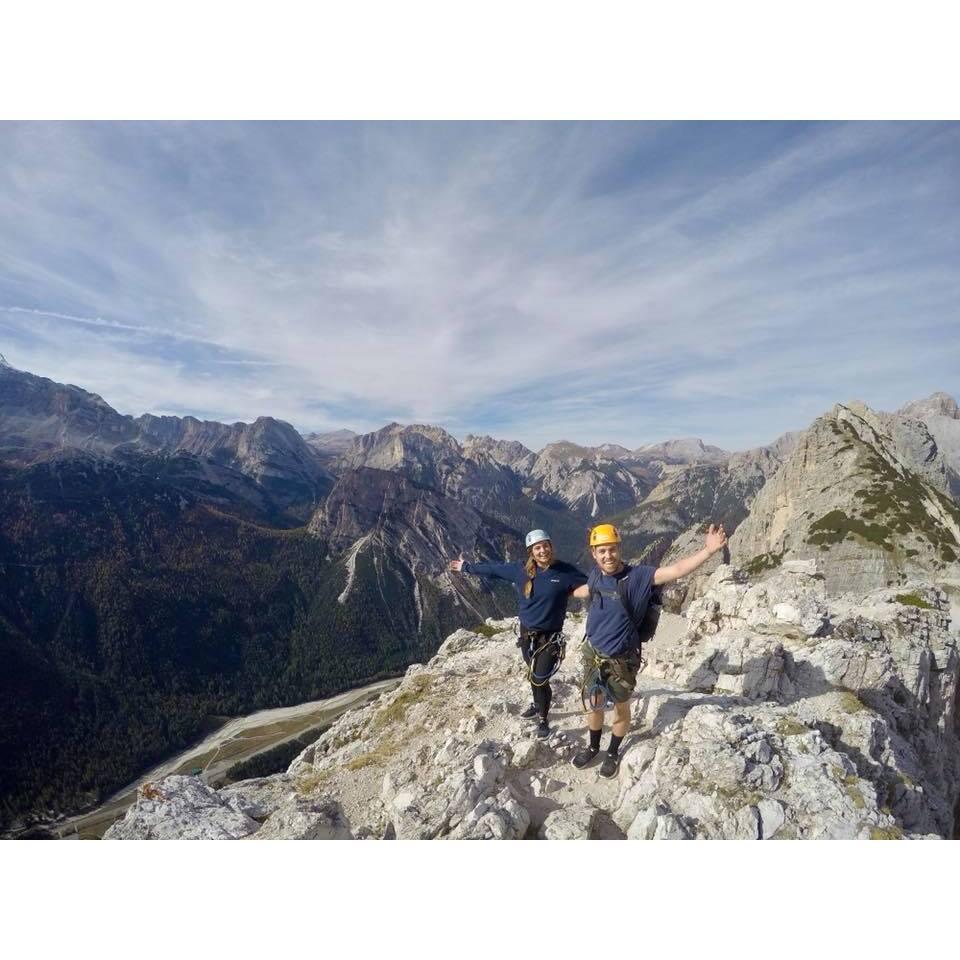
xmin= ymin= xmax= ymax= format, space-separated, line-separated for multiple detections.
xmin=580 ymin=641 xmax=641 ymax=704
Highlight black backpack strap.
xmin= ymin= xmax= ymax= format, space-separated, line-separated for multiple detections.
xmin=616 ymin=567 xmax=663 ymax=649
xmin=615 ymin=569 xmax=643 ymax=638
xmin=587 ymin=567 xmax=602 ymax=608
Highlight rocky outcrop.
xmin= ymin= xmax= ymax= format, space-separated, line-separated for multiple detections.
xmin=731 ymin=402 xmax=960 ymax=595
xmin=103 ymin=777 xmax=260 ymax=840
xmin=105 ymin=563 xmax=960 ymax=840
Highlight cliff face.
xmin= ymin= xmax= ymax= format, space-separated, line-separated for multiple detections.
xmin=731 ymin=402 xmax=960 ymax=595
xmin=105 ymin=562 xmax=960 ymax=840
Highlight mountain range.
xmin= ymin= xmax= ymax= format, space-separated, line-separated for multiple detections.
xmin=1 ymin=357 xmax=958 ymax=830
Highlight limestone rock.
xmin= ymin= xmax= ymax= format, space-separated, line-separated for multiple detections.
xmin=251 ymin=795 xmax=353 ymax=840
xmin=540 ymin=804 xmax=597 ymax=840
xmin=104 ymin=776 xmax=259 ymax=840
xmin=217 ymin=775 xmax=296 ymax=820
xmin=511 ymin=739 xmax=546 ymax=769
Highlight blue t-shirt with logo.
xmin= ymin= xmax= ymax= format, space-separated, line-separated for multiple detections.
xmin=586 ymin=563 xmax=657 ymax=657
xmin=462 ymin=559 xmax=588 ymax=632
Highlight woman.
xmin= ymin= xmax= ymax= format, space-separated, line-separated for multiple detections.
xmin=448 ymin=529 xmax=588 ymax=739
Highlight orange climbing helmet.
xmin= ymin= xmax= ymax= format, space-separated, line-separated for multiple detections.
xmin=589 ymin=523 xmax=621 ymax=546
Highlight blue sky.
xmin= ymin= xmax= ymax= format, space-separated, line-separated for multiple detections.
xmin=1 ymin=121 xmax=958 ymax=452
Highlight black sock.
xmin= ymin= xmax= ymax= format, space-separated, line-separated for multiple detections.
xmin=589 ymin=728 xmax=602 ymax=752
xmin=607 ymin=734 xmax=623 ymax=757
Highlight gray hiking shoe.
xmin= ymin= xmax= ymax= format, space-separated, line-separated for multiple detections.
xmin=520 ymin=703 xmax=539 ymax=720
xmin=599 ymin=753 xmax=620 ymax=779
xmin=536 ymin=718 xmax=550 ymax=739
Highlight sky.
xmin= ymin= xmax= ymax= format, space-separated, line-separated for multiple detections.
xmin=1 ymin=121 xmax=958 ymax=453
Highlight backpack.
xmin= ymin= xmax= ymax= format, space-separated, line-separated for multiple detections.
xmin=587 ymin=564 xmax=662 ymax=651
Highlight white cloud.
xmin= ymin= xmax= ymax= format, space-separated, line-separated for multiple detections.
xmin=1 ymin=121 xmax=958 ymax=451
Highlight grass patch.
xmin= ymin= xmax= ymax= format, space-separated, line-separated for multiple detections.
xmin=807 ymin=510 xmax=893 ymax=550
xmin=775 ymin=718 xmax=808 ymax=737
xmin=473 ymin=623 xmax=499 ymax=638
xmin=294 ymin=769 xmax=332 ymax=795
xmin=743 ymin=550 xmax=785 ymax=576
xmin=371 ymin=673 xmax=434 ymax=732
xmin=895 ymin=593 xmax=933 ymax=610
xmin=838 ymin=691 xmax=869 ymax=714
xmin=869 ymin=826 xmax=904 ymax=840
xmin=345 ymin=739 xmax=398 ymax=771
xmin=853 ymin=445 xmax=960 ymax=552
xmin=832 ymin=766 xmax=866 ymax=809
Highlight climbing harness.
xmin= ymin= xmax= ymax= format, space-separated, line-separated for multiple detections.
xmin=580 ymin=643 xmax=618 ymax=712
xmin=520 ymin=629 xmax=567 ymax=687
xmin=578 ymin=639 xmax=648 ymax=712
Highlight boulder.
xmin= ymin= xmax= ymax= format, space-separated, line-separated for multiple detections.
xmin=251 ymin=795 xmax=353 ymax=840
xmin=104 ymin=776 xmax=259 ymax=840
xmin=539 ymin=805 xmax=597 ymax=840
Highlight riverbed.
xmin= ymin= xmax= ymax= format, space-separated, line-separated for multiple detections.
xmin=46 ymin=677 xmax=399 ymax=839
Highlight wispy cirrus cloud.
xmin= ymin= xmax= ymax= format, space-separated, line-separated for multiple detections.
xmin=1 ymin=121 xmax=958 ymax=450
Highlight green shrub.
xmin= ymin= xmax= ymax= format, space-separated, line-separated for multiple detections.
xmin=895 ymin=593 xmax=933 ymax=610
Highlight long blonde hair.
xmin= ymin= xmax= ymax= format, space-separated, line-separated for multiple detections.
xmin=523 ymin=549 xmax=537 ymax=598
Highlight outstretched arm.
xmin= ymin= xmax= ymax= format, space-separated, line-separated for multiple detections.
xmin=571 ymin=583 xmax=591 ymax=599
xmin=653 ymin=524 xmax=727 ymax=586
xmin=448 ymin=554 xmax=518 ymax=582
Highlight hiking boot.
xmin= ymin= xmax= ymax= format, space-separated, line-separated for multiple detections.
xmin=520 ymin=703 xmax=539 ymax=720
xmin=599 ymin=753 xmax=620 ymax=779
xmin=571 ymin=746 xmax=600 ymax=769
xmin=536 ymin=718 xmax=550 ymax=739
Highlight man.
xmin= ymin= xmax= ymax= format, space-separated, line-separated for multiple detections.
xmin=569 ymin=521 xmax=727 ymax=778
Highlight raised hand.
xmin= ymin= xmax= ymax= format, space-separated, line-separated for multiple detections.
xmin=448 ymin=552 xmax=466 ymax=573
xmin=705 ymin=523 xmax=727 ymax=555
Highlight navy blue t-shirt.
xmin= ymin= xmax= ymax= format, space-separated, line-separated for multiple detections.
xmin=462 ymin=559 xmax=588 ymax=632
xmin=586 ymin=563 xmax=657 ymax=657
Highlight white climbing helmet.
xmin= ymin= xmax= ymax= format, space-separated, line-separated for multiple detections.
xmin=525 ymin=529 xmax=551 ymax=548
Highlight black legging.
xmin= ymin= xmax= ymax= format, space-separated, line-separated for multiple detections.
xmin=520 ymin=630 xmax=562 ymax=720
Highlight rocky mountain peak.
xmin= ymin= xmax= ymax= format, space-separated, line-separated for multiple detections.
xmin=304 ymin=428 xmax=357 ymax=452
xmin=633 ymin=437 xmax=730 ymax=464
xmin=339 ymin=421 xmax=465 ymax=487
xmin=528 ymin=441 xmax=649 ymax=516
xmin=461 ymin=434 xmax=535 ymax=472
xmin=537 ymin=440 xmax=596 ymax=464
xmin=731 ymin=400 xmax=960 ymax=595
xmin=898 ymin=391 xmax=960 ymax=422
